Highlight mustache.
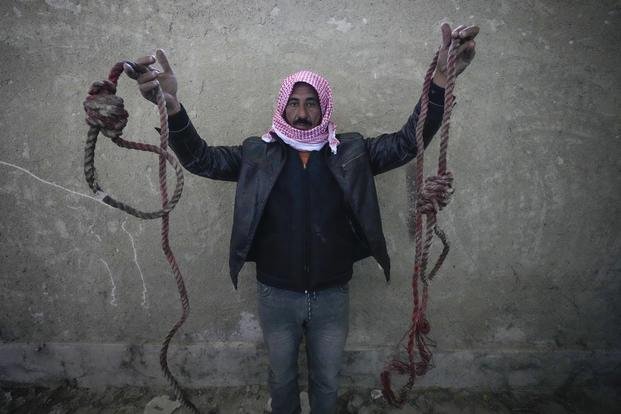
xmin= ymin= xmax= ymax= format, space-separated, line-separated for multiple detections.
xmin=294 ymin=118 xmax=312 ymax=126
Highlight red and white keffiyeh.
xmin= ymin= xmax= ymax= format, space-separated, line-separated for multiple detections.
xmin=262 ymin=70 xmax=340 ymax=154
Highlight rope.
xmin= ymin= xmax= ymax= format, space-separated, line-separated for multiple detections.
xmin=83 ymin=61 xmax=200 ymax=413
xmin=380 ymin=38 xmax=459 ymax=407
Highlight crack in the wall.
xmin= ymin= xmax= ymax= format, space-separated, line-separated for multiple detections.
xmin=0 ymin=160 xmax=153 ymax=310
xmin=99 ymin=258 xmax=118 ymax=307
xmin=121 ymin=218 xmax=148 ymax=309
xmin=0 ymin=160 xmax=110 ymax=208
xmin=144 ymin=165 xmax=158 ymax=196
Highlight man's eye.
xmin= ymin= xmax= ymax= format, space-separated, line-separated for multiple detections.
xmin=288 ymin=101 xmax=298 ymax=107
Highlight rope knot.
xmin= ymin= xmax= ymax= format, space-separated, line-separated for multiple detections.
xmin=418 ymin=318 xmax=431 ymax=335
xmin=83 ymin=80 xmax=128 ymax=139
xmin=416 ymin=172 xmax=454 ymax=215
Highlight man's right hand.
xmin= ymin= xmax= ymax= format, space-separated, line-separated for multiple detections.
xmin=124 ymin=49 xmax=181 ymax=116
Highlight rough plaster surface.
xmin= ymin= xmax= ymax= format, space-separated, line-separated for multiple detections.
xmin=1 ymin=0 xmax=620 ymax=390
xmin=2 ymin=342 xmax=620 ymax=391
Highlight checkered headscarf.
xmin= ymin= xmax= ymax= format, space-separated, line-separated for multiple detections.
xmin=262 ymin=70 xmax=339 ymax=154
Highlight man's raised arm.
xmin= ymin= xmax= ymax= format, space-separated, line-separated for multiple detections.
xmin=365 ymin=23 xmax=478 ymax=175
xmin=125 ymin=49 xmax=242 ymax=182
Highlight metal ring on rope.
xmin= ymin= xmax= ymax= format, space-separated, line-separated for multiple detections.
xmin=83 ymin=61 xmax=200 ymax=413
xmin=380 ymin=38 xmax=459 ymax=407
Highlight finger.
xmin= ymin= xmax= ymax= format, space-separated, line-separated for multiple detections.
xmin=129 ymin=55 xmax=156 ymax=75
xmin=459 ymin=25 xmax=480 ymax=40
xmin=455 ymin=40 xmax=475 ymax=55
xmin=156 ymin=49 xmax=174 ymax=74
xmin=452 ymin=25 xmax=466 ymax=38
xmin=440 ymin=22 xmax=452 ymax=48
xmin=135 ymin=55 xmax=156 ymax=67
xmin=456 ymin=39 xmax=475 ymax=52
xmin=139 ymin=79 xmax=160 ymax=95
xmin=137 ymin=69 xmax=160 ymax=85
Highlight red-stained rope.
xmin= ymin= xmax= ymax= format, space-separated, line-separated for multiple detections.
xmin=380 ymin=39 xmax=459 ymax=407
xmin=83 ymin=62 xmax=200 ymax=413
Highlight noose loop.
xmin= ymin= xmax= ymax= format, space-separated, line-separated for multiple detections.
xmin=380 ymin=37 xmax=460 ymax=407
xmin=83 ymin=61 xmax=200 ymax=414
xmin=83 ymin=62 xmax=184 ymax=219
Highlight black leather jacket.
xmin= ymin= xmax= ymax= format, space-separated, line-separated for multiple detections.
xmin=167 ymin=89 xmax=444 ymax=289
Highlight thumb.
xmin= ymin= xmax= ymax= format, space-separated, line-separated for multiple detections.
xmin=440 ymin=22 xmax=452 ymax=48
xmin=156 ymin=48 xmax=174 ymax=74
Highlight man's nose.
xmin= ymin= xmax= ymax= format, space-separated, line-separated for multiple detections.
xmin=297 ymin=105 xmax=307 ymax=119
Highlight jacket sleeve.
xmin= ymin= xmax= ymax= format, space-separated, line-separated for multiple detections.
xmin=163 ymin=104 xmax=242 ymax=182
xmin=364 ymin=82 xmax=446 ymax=175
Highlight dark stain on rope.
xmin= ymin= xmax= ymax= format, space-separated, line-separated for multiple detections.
xmin=380 ymin=39 xmax=459 ymax=407
xmin=83 ymin=61 xmax=200 ymax=413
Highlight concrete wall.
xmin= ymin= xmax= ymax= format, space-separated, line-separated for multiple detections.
xmin=1 ymin=0 xmax=619 ymax=391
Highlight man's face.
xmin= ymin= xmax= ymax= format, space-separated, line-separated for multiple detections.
xmin=284 ymin=82 xmax=322 ymax=130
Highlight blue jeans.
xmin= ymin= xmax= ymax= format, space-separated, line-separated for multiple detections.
xmin=257 ymin=280 xmax=350 ymax=414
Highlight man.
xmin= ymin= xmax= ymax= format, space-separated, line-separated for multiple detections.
xmin=126 ymin=22 xmax=478 ymax=414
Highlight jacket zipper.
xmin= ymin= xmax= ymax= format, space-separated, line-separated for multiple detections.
xmin=304 ymin=157 xmax=311 ymax=290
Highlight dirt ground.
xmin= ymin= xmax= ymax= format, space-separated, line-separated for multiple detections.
xmin=1 ymin=382 xmax=619 ymax=414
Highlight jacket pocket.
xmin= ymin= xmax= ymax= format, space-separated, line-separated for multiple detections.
xmin=342 ymin=152 xmax=368 ymax=170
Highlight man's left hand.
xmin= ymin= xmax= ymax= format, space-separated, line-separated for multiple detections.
xmin=433 ymin=23 xmax=479 ymax=87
